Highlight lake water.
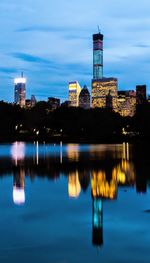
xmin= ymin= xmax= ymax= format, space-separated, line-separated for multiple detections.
xmin=0 ymin=142 xmax=150 ymax=263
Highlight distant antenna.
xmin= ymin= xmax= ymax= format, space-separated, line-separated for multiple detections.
xmin=21 ymin=72 xmax=23 ymax=78
xmin=97 ymin=25 xmax=101 ymax=34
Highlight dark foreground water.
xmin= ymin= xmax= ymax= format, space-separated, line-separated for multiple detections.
xmin=0 ymin=142 xmax=150 ymax=263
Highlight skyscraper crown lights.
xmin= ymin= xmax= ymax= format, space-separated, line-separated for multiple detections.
xmin=14 ymin=78 xmax=26 ymax=84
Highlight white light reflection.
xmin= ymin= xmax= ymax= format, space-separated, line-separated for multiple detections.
xmin=13 ymin=187 xmax=25 ymax=205
xmin=60 ymin=141 xmax=62 ymax=164
xmin=11 ymin=142 xmax=25 ymax=165
xmin=36 ymin=141 xmax=39 ymax=165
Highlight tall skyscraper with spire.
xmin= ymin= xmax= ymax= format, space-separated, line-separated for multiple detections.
xmin=92 ymin=31 xmax=118 ymax=111
xmin=14 ymin=72 xmax=26 ymax=107
xmin=93 ymin=32 xmax=103 ymax=79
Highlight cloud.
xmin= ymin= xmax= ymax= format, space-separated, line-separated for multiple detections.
xmin=0 ymin=67 xmax=17 ymax=74
xmin=16 ymin=25 xmax=67 ymax=33
xmin=10 ymin=52 xmax=51 ymax=64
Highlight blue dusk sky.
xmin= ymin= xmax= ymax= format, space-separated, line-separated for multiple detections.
xmin=1 ymin=0 xmax=150 ymax=102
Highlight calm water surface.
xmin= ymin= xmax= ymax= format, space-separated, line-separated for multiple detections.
xmin=0 ymin=142 xmax=150 ymax=263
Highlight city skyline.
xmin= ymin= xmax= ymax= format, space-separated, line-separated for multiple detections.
xmin=1 ymin=0 xmax=150 ymax=102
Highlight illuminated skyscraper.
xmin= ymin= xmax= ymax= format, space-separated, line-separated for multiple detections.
xmin=14 ymin=73 xmax=26 ymax=107
xmin=136 ymin=85 xmax=147 ymax=105
xmin=92 ymin=77 xmax=118 ymax=111
xmin=93 ymin=33 xmax=103 ymax=79
xmin=68 ymin=81 xmax=81 ymax=107
xmin=117 ymin=90 xmax=136 ymax=117
xmin=79 ymin=85 xmax=90 ymax=109
xmin=92 ymin=32 xmax=118 ymax=110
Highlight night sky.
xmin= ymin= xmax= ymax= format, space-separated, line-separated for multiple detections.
xmin=1 ymin=0 xmax=150 ymax=102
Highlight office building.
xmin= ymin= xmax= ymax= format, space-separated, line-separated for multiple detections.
xmin=92 ymin=77 xmax=118 ymax=111
xmin=136 ymin=85 xmax=146 ymax=105
xmin=31 ymin=95 xmax=37 ymax=107
xmin=79 ymin=85 xmax=90 ymax=109
xmin=117 ymin=90 xmax=136 ymax=117
xmin=14 ymin=73 xmax=26 ymax=107
xmin=68 ymin=81 xmax=81 ymax=107
xmin=93 ymin=32 xmax=103 ymax=79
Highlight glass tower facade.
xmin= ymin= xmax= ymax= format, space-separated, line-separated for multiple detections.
xmin=68 ymin=81 xmax=81 ymax=107
xmin=14 ymin=77 xmax=26 ymax=107
xmin=93 ymin=33 xmax=103 ymax=79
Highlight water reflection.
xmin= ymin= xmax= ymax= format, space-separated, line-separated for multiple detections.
xmin=11 ymin=142 xmax=26 ymax=205
xmin=90 ymin=142 xmax=136 ymax=248
xmin=1 ymin=141 xmax=150 ymax=251
xmin=11 ymin=142 xmax=25 ymax=165
xmin=13 ymin=166 xmax=25 ymax=205
xmin=68 ymin=172 xmax=81 ymax=198
xmin=92 ymin=198 xmax=103 ymax=247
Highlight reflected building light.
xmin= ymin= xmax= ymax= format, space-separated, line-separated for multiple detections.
xmin=122 ymin=142 xmax=130 ymax=160
xmin=36 ymin=141 xmax=39 ymax=165
xmin=13 ymin=188 xmax=25 ymax=205
xmin=112 ymin=160 xmax=135 ymax=185
xmin=67 ymin=144 xmax=79 ymax=161
xmin=11 ymin=142 xmax=25 ymax=165
xmin=126 ymin=142 xmax=129 ymax=160
xmin=13 ymin=167 xmax=25 ymax=205
xmin=60 ymin=141 xmax=63 ymax=164
xmin=92 ymin=198 xmax=103 ymax=247
xmin=123 ymin=142 xmax=126 ymax=160
xmin=68 ymin=172 xmax=81 ymax=198
xmin=91 ymin=171 xmax=117 ymax=200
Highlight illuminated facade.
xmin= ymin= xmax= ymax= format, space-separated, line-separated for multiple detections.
xmin=136 ymin=85 xmax=147 ymax=105
xmin=117 ymin=90 xmax=136 ymax=117
xmin=79 ymin=85 xmax=90 ymax=109
xmin=68 ymin=81 xmax=81 ymax=107
xmin=92 ymin=77 xmax=118 ymax=111
xmin=14 ymin=73 xmax=26 ymax=107
xmin=93 ymin=33 xmax=103 ymax=79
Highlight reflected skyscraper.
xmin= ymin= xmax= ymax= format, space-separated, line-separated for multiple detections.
xmin=68 ymin=171 xmax=81 ymax=198
xmin=11 ymin=142 xmax=25 ymax=166
xmin=92 ymin=198 xmax=103 ymax=247
xmin=67 ymin=144 xmax=79 ymax=161
xmin=91 ymin=170 xmax=117 ymax=200
xmin=13 ymin=166 xmax=25 ymax=205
